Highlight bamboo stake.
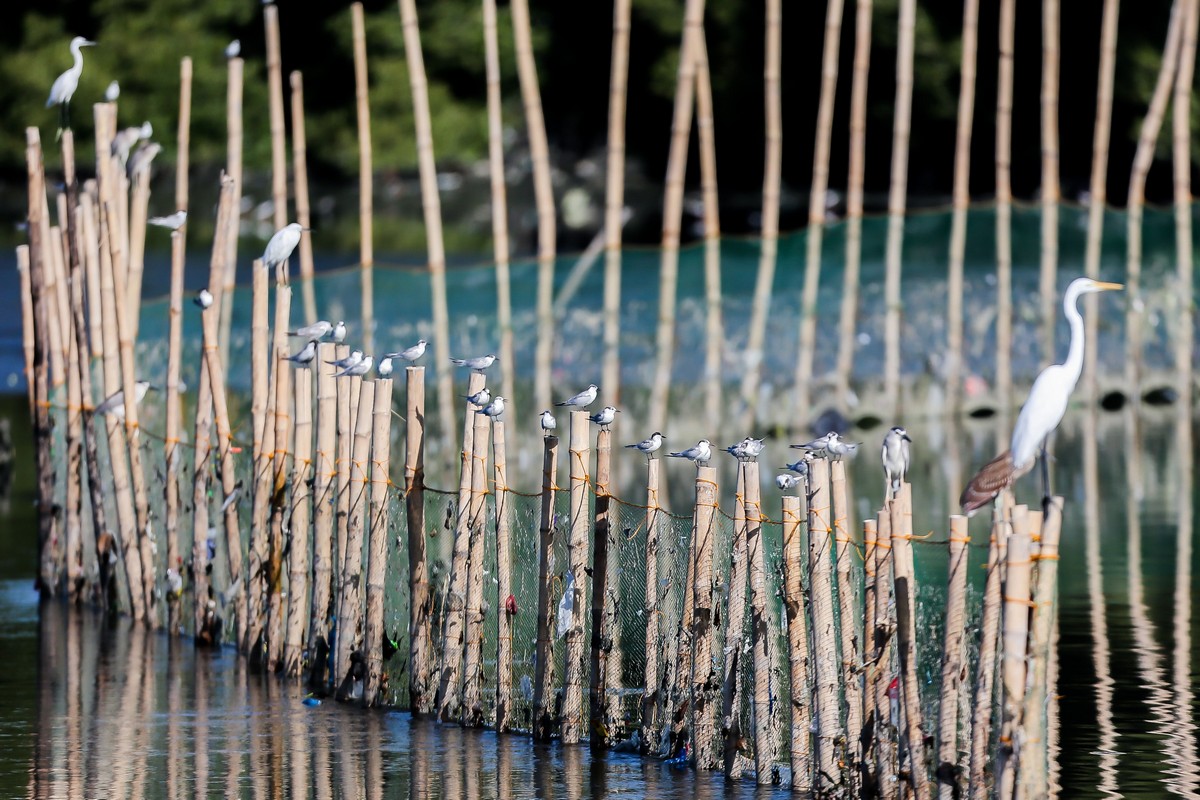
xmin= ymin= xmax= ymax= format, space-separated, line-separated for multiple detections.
xmin=285 ymin=363 xmax=314 ymax=677
xmin=246 ymin=261 xmax=271 ymax=654
xmin=722 ymin=462 xmax=750 ymax=776
xmin=892 ymin=484 xmax=929 ymax=799
xmin=125 ymin=167 xmax=152 ymax=345
xmin=46 ymin=223 xmax=68 ymax=393
xmin=832 ymin=460 xmax=863 ymax=785
xmin=861 ymin=517 xmax=877 ymax=790
xmin=482 ymin=0 xmax=515 ymax=410
xmin=164 ymin=227 xmax=185 ymax=630
xmin=946 ymin=0 xmax=980 ymax=413
xmin=60 ymin=143 xmax=83 ymax=601
xmin=291 ymin=71 xmax=317 ymax=324
xmin=219 ymin=56 xmax=244 ymax=380
xmin=782 ymin=492 xmax=811 ymax=791
xmin=996 ymin=505 xmax=1031 ymax=798
xmin=689 ymin=464 xmax=719 ymax=768
xmin=873 ymin=508 xmax=896 ymax=799
xmin=267 ymin=278 xmax=293 ymax=671
xmin=794 ymin=0 xmax=844 ymax=419
xmin=83 ymin=183 xmax=103 ymax=361
xmin=694 ymin=36 xmax=723 ymax=430
xmin=352 ymin=3 xmax=374 ymax=352
xmin=405 ymin=366 xmax=434 ymax=714
xmin=601 ymin=0 xmax=633 ymax=411
xmin=809 ymin=457 xmax=840 ymax=791
xmin=335 ymin=344 xmax=353 ymax=613
xmin=746 ymin=461 xmax=777 ymax=783
xmin=17 ymin=248 xmax=35 ymax=416
xmin=968 ymin=506 xmax=1008 ymax=799
xmin=648 ymin=0 xmax=704 ymax=433
xmin=994 ymin=0 xmax=1015 ymax=416
xmin=1173 ymin=0 xmax=1197 ymax=387
xmin=670 ymin=470 xmax=700 ymax=757
xmin=590 ymin=425 xmax=619 ymax=749
xmin=562 ymin=411 xmax=590 ymax=744
xmin=1038 ymin=0 xmax=1060 ymax=367
xmin=937 ymin=515 xmax=970 ymax=800
xmin=336 ymin=381 xmax=375 ymax=692
xmin=265 ymin=3 xmax=288 ymax=231
xmin=176 ymin=58 xmax=192 ymax=218
xmin=510 ymin=0 xmax=557 ymax=415
xmin=533 ymin=434 xmax=559 ymax=740
xmin=190 ymin=356 xmax=215 ymax=639
xmin=494 ymin=418 xmax=514 ymax=732
xmin=398 ymin=0 xmax=455 ymax=464
xmin=834 ymin=0 xmax=872 ymax=412
xmin=641 ymin=456 xmax=663 ymax=751
xmin=462 ymin=385 xmax=491 ymax=725
xmin=364 ymin=378 xmax=393 ymax=705
xmin=310 ymin=344 xmax=338 ymax=664
xmin=1020 ymin=498 xmax=1061 ymax=798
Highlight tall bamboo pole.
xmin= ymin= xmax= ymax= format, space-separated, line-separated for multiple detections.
xmin=43 ymin=220 xmax=65 ymax=393
xmin=310 ymin=344 xmax=338 ymax=664
xmin=562 ymin=411 xmax=590 ymax=744
xmin=809 ymin=457 xmax=840 ymax=791
xmin=533 ymin=434 xmax=559 ymax=740
xmin=364 ymin=378 xmax=393 ymax=705
xmin=937 ymin=515 xmax=970 ymax=800
xmin=996 ymin=506 xmax=1031 ymax=798
xmin=690 ymin=464 xmax=719 ymax=769
xmin=334 ymin=343 xmax=353 ymax=625
xmin=994 ymin=0 xmax=1015 ymax=416
xmin=832 ymin=459 xmax=862 ymax=785
xmin=1020 ymin=498 xmax=1062 ymax=798
xmin=1173 ymin=0 xmax=1197 ymax=388
xmin=862 ymin=517 xmax=878 ymax=790
xmin=694 ymin=36 xmax=723 ymax=430
xmin=641 ymin=456 xmax=663 ymax=750
xmin=266 ymin=277 xmax=293 ymax=671
xmin=493 ymin=419 xmax=514 ymax=732
xmin=219 ymin=56 xmax=244 ymax=380
xmin=285 ymin=362 xmax=314 ymax=677
xmin=336 ymin=382 xmax=375 ymax=690
xmin=83 ymin=185 xmax=103 ymax=361
xmin=59 ymin=141 xmax=83 ymax=601
xmin=352 ymin=3 xmax=375 ymax=352
xmin=968 ymin=507 xmax=1007 ymax=799
xmin=589 ymin=426 xmax=619 ymax=749
xmin=164 ymin=227 xmax=185 ymax=630
xmin=265 ymin=3 xmax=288 ymax=232
xmin=873 ymin=508 xmax=896 ymax=799
xmin=746 ymin=461 xmax=777 ymax=784
xmin=246 ymin=262 xmax=271 ymax=655
xmin=946 ymin=0 xmax=980 ymax=414
xmin=291 ymin=71 xmax=317 ymax=324
xmin=1038 ymin=0 xmax=1060 ymax=367
xmin=510 ymin=0 xmax=557 ymax=415
xmin=398 ymin=0 xmax=454 ymax=463
xmin=782 ymin=492 xmax=811 ymax=791
xmin=462 ymin=388 xmax=491 ymax=725
xmin=892 ymin=484 xmax=929 ymax=800
xmin=124 ymin=170 xmax=151 ymax=345
xmin=602 ymin=0 xmax=633 ymax=409
xmin=722 ymin=462 xmax=750 ymax=777
xmin=406 ymin=366 xmax=434 ymax=713
xmin=794 ymin=0 xmax=844 ymax=420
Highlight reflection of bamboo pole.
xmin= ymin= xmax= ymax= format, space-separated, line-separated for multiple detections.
xmin=832 ymin=460 xmax=862 ymax=784
xmin=285 ymin=363 xmax=313 ymax=677
xmin=562 ymin=411 xmax=590 ymax=743
xmin=494 ymin=419 xmax=514 ymax=732
xmin=462 ymin=388 xmax=491 ymax=724
xmin=746 ymin=461 xmax=776 ymax=783
xmin=510 ymin=0 xmax=557 ymax=415
xmin=265 ymin=3 xmax=288 ymax=232
xmin=602 ymin=0 xmax=632 ymax=408
xmin=946 ymin=0 xmax=979 ymax=413
xmin=795 ymin=0 xmax=844 ymax=419
xmin=782 ymin=493 xmax=811 ymax=791
xmin=809 ymin=458 xmax=840 ymax=791
xmin=937 ymin=515 xmax=969 ymax=800
xmin=689 ymin=464 xmax=719 ymax=769
xmin=1021 ymin=498 xmax=1063 ymax=797
xmin=589 ymin=426 xmax=618 ymax=749
xmin=649 ymin=0 xmax=703 ymax=433
xmin=892 ymin=484 xmax=928 ymax=800
xmin=290 ymin=71 xmax=317 ymax=324
xmin=406 ymin=366 xmax=433 ymax=714
xmin=533 ymin=434 xmax=559 ymax=740
xmin=352 ymin=3 xmax=374 ymax=352
xmin=310 ymin=344 xmax=337 ymax=655
xmin=967 ymin=506 xmax=1007 ymax=800
xmin=1039 ymin=1 xmax=1060 ymax=367
xmin=835 ymin=0 xmax=872 ymax=413
xmin=996 ymin=505 xmax=1030 ymax=798
xmin=694 ymin=35 xmax=723 ymax=430
xmin=398 ymin=0 xmax=454 ymax=465
xmin=364 ymin=378 xmax=393 ymax=705
xmin=336 ymin=381 xmax=375 ymax=688
xmin=1172 ymin=399 xmax=1199 ymax=794
xmin=219 ymin=57 xmax=243 ymax=380
xmin=994 ymin=0 xmax=1015 ymax=415
xmin=641 ymin=456 xmax=663 ymax=750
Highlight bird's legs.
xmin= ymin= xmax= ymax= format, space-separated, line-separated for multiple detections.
xmin=1039 ymin=444 xmax=1052 ymax=516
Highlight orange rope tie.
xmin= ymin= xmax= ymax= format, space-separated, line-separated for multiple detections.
xmin=949 ymin=536 xmax=972 ymax=544
xmin=1032 ymin=553 xmax=1060 ymax=561
xmin=1005 ymin=558 xmax=1033 ymax=567
xmin=1004 ymin=596 xmax=1036 ymax=608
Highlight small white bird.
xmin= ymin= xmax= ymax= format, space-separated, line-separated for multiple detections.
xmin=882 ymin=426 xmax=913 ymax=497
xmin=104 ymin=80 xmax=119 ymax=102
xmin=111 ymin=121 xmax=153 ymax=164
xmin=327 ymin=350 xmax=364 ymax=370
xmin=463 ymin=387 xmax=491 ymax=407
xmin=261 ymin=222 xmax=306 ymax=270
xmin=127 ymin=141 xmax=161 ymax=179
xmin=625 ymin=432 xmax=665 ymax=459
xmin=225 ymin=39 xmax=241 ymax=59
xmin=450 ymin=353 xmax=498 ymax=372
xmin=476 ymin=396 xmax=506 ymax=419
xmin=776 ymin=474 xmax=802 ymax=492
xmin=95 ymin=381 xmax=153 ymax=419
xmin=289 ymin=320 xmax=332 ymax=341
xmin=331 ymin=321 xmax=347 ymax=343
xmin=726 ymin=436 xmax=766 ymax=461
xmin=283 ymin=340 xmax=317 ymax=366
xmin=384 ymin=339 xmax=427 ymax=363
xmin=194 ymin=288 xmax=213 ymax=310
xmin=555 ymin=384 xmax=598 ymax=410
xmin=46 ymin=37 xmax=96 ymax=114
xmin=539 ymin=410 xmax=557 ymax=436
xmin=588 ymin=405 xmax=619 ymax=428
xmin=667 ymin=439 xmax=712 ymax=466
xmin=148 ymin=211 xmax=187 ymax=230
xmin=794 ymin=431 xmax=859 ymax=460
xmin=377 ymin=356 xmax=394 ymax=378
xmin=334 ymin=356 xmax=373 ymax=378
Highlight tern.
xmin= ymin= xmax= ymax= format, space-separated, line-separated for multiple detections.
xmin=334 ymin=356 xmax=373 ymax=378
xmin=775 ymin=474 xmax=803 ymax=492
xmin=539 ymin=410 xmax=557 ymax=436
xmin=625 ymin=432 xmax=665 ymax=459
xmin=781 ymin=453 xmax=814 ymax=476
xmin=111 ymin=121 xmax=153 ymax=165
xmin=104 ymin=80 xmax=119 ymax=102
xmin=667 ymin=439 xmax=712 ymax=466
xmin=225 ymin=39 xmax=241 ymax=59
xmin=327 ymin=350 xmax=364 ymax=370
xmin=555 ymin=384 xmax=598 ymax=410
xmin=450 ymin=353 xmax=498 ymax=372
xmin=95 ymin=381 xmax=153 ymax=419
xmin=476 ymin=396 xmax=506 ymax=419
xmin=588 ymin=406 xmax=619 ymax=428
xmin=882 ymin=426 xmax=912 ymax=497
xmin=384 ymin=339 xmax=427 ymax=363
xmin=377 ymin=357 xmax=394 ymax=378
xmin=289 ymin=320 xmax=332 ymax=341
xmin=127 ymin=142 xmax=162 ymax=179
xmin=283 ymin=340 xmax=317 ymax=366
xmin=193 ymin=288 xmax=213 ymax=310
xmin=148 ymin=211 xmax=187 ymax=230
xmin=463 ymin=387 xmax=491 ymax=407
xmin=794 ymin=431 xmax=859 ymax=460
xmin=725 ymin=436 xmax=766 ymax=461
xmin=331 ymin=321 xmax=346 ymax=343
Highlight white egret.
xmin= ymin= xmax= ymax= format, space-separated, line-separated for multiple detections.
xmin=262 ymin=222 xmax=306 ymax=271
xmin=46 ymin=36 xmax=96 ymax=129
xmin=960 ymin=277 xmax=1123 ymax=515
xmin=881 ymin=426 xmax=912 ymax=497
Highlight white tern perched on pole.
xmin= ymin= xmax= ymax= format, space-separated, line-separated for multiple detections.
xmin=881 ymin=426 xmax=912 ymax=497
xmin=667 ymin=439 xmax=712 ymax=466
xmin=625 ymin=432 xmax=665 ymax=459
xmin=334 ymin=356 xmax=373 ymax=378
xmin=283 ymin=340 xmax=317 ymax=366
xmin=588 ymin=406 xmax=619 ymax=428
xmin=148 ymin=211 xmax=187 ymax=230
xmin=95 ymin=381 xmax=153 ymax=418
xmin=384 ymin=340 xmax=427 ymax=363
xmin=555 ymin=384 xmax=598 ymax=410
xmin=477 ymin=396 xmax=506 ymax=419
xmin=450 ymin=353 xmax=498 ymax=372
xmin=463 ymin=387 xmax=491 ymax=407
xmin=289 ymin=320 xmax=332 ymax=341
xmin=539 ymin=410 xmax=557 ymax=436
xmin=327 ymin=350 xmax=364 ymax=370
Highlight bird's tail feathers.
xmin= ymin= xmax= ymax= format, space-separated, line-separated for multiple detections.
xmin=449 ymin=358 xmax=466 ymax=366
xmin=959 ymin=450 xmax=1016 ymax=516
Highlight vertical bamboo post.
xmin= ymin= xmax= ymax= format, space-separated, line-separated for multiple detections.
xmin=533 ymin=434 xmax=560 ymax=740
xmin=406 ymin=366 xmax=433 ymax=713
xmin=83 ymin=186 xmax=103 ymax=361
xmin=334 ymin=343 xmax=353 ymax=608
xmin=462 ymin=388 xmax=491 ymax=725
xmin=1038 ymin=0 xmax=1060 ymax=367
xmin=782 ymin=492 xmax=811 ymax=790
xmin=398 ymin=0 xmax=455 ymax=463
xmin=892 ymin=484 xmax=929 ymax=800
xmin=648 ymin=0 xmax=703 ymax=433
xmin=689 ymin=464 xmax=719 ymax=768
xmin=364 ymin=378 xmax=393 ymax=705
xmin=285 ymin=362 xmax=315 ymax=677
xmin=219 ymin=56 xmax=244 ymax=379
xmin=641 ymin=456 xmax=663 ymax=749
xmin=937 ymin=515 xmax=970 ymax=800
xmin=968 ymin=507 xmax=1008 ymax=799
xmin=809 ymin=457 xmax=840 ymax=791
xmin=267 ymin=278 xmax=294 ymax=672
xmin=873 ymin=508 xmax=897 ymax=799
xmin=671 ymin=466 xmax=699 ymax=755
xmin=59 ymin=136 xmax=83 ymax=601
xmin=351 ymin=3 xmax=375 ymax=351
xmin=246 ymin=261 xmax=271 ymax=654
xmin=18 ymin=248 xmax=36 ymax=416
xmin=510 ymin=0 xmax=557 ymax=415
xmin=562 ymin=411 xmax=590 ymax=743
xmin=482 ymin=0 xmax=516 ymax=410
xmin=336 ymin=381 xmax=375 ymax=691
xmin=601 ymin=0 xmax=632 ymax=409
xmin=309 ymin=344 xmax=337 ymax=662
xmin=265 ymin=3 xmax=287 ymax=232
xmin=43 ymin=221 xmax=65 ymax=392
xmin=125 ymin=169 xmax=152 ymax=345
xmin=994 ymin=0 xmax=1015 ymax=415
xmin=746 ymin=461 xmax=777 ymax=783
xmin=1173 ymin=0 xmax=1197 ymax=388
xmin=996 ymin=505 xmax=1031 ymax=798
xmin=1021 ymin=498 xmax=1062 ymax=797
xmin=694 ymin=36 xmax=723 ymax=430
xmin=861 ymin=517 xmax=878 ymax=789
xmin=946 ymin=0 xmax=980 ymax=413
xmin=164 ymin=227 xmax=185 ymax=629
xmin=794 ymin=0 xmax=844 ymax=419
xmin=722 ymin=462 xmax=750 ymax=776
xmin=589 ymin=425 xmax=619 ymax=748
xmin=291 ymin=71 xmax=317 ymax=324
xmin=832 ymin=459 xmax=863 ymax=783
xmin=494 ymin=419 xmax=514 ymax=732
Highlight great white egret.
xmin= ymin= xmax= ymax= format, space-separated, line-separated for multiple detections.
xmin=882 ymin=426 xmax=912 ymax=497
xmin=46 ymin=36 xmax=96 ymax=130
xmin=960 ymin=277 xmax=1123 ymax=515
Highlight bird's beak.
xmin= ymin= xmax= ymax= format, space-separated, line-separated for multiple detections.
xmin=902 ymin=434 xmax=912 ymax=442
xmin=1095 ymin=281 xmax=1124 ymax=291
xmin=83 ymin=40 xmax=97 ymax=47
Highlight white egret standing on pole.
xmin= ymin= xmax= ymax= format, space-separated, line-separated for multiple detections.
xmin=46 ymin=36 xmax=96 ymax=131
xmin=262 ymin=222 xmax=307 ymax=274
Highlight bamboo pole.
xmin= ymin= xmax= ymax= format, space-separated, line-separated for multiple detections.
xmin=1020 ymin=497 xmax=1061 ymax=798
xmin=745 ymin=461 xmax=777 ymax=783
xmin=83 ymin=184 xmax=103 ymax=361
xmin=285 ymin=360 xmax=314 ymax=677
xmin=310 ymin=344 xmax=338 ymax=665
xmin=462 ymin=386 xmax=491 ymax=725
xmin=246 ymin=261 xmax=272 ymax=656
xmin=482 ymin=0 xmax=515 ymax=411
xmin=47 ymin=222 xmax=68 ymax=394
xmin=125 ymin=167 xmax=152 ymax=345
xmin=832 ymin=459 xmax=863 ymax=784
xmin=494 ymin=418 xmax=514 ymax=732
xmin=352 ymin=3 xmax=374 ymax=352
xmin=405 ymin=366 xmax=434 ymax=714
xmin=364 ymin=378 xmax=393 ymax=705
xmin=946 ymin=0 xmax=979 ymax=413
xmin=641 ymin=456 xmax=663 ymax=751
xmin=694 ymin=36 xmax=723 ymax=430
xmin=562 ymin=411 xmax=590 ymax=744
xmin=336 ymin=381 xmax=375 ymax=691
xmin=861 ymin=517 xmax=877 ymax=790
xmin=267 ymin=277 xmax=293 ymax=671
xmin=648 ymin=0 xmax=704 ymax=433
xmin=17 ymin=248 xmax=35 ymax=417
xmin=589 ymin=425 xmax=619 ymax=749
xmin=794 ymin=0 xmax=844 ymax=419
xmin=782 ymin=492 xmax=811 ymax=791
xmin=164 ymin=227 xmax=185 ymax=630
xmin=291 ymin=71 xmax=317 ymax=324
xmin=1173 ymin=0 xmax=1196 ymax=388
xmin=1038 ymin=0 xmax=1060 ymax=367
xmin=994 ymin=0 xmax=1015 ymax=416
xmin=265 ymin=3 xmax=288 ymax=231
xmin=740 ymin=0 xmax=782 ymax=427
xmin=873 ymin=508 xmax=896 ymax=799
xmin=689 ymin=464 xmax=719 ymax=768
xmin=968 ymin=506 xmax=1008 ymax=799
xmin=601 ymin=0 xmax=632 ymax=411
xmin=809 ymin=457 xmax=840 ymax=791
xmin=892 ymin=484 xmax=929 ymax=800
xmin=721 ymin=462 xmax=749 ymax=775
xmin=996 ymin=505 xmax=1030 ymax=798
xmin=937 ymin=515 xmax=970 ymax=800
xmin=510 ymin=0 xmax=557 ymax=415
xmin=335 ymin=343 xmax=353 ymax=613
xmin=59 ymin=145 xmax=82 ymax=600
xmin=219 ymin=56 xmax=244 ymax=380
xmin=533 ymin=434 xmax=559 ymax=740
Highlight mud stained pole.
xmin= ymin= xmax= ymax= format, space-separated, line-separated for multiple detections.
xmin=641 ymin=456 xmax=663 ymax=750
xmin=967 ymin=507 xmax=1008 ymax=800
xmin=562 ymin=410 xmax=591 ymax=743
xmin=309 ymin=345 xmax=337 ymax=661
xmin=722 ymin=462 xmax=749 ymax=776
xmin=937 ymin=515 xmax=970 ymax=800
xmin=533 ymin=434 xmax=560 ymax=740
xmin=746 ymin=461 xmax=776 ymax=784
xmin=364 ymin=378 xmax=393 ymax=705
xmin=290 ymin=71 xmax=317 ymax=323
xmin=267 ymin=279 xmax=293 ymax=671
xmin=782 ymin=493 xmax=811 ymax=790
xmin=694 ymin=36 xmax=723 ymax=431
xmin=589 ymin=425 xmax=618 ymax=749
xmin=994 ymin=0 xmax=1015 ymax=416
xmin=285 ymin=364 xmax=314 ymax=677
xmin=493 ymin=419 xmax=514 ymax=732
xmin=809 ymin=457 xmax=840 ymax=791
xmin=832 ymin=459 xmax=863 ymax=785
xmin=265 ymin=3 xmax=288 ymax=232
xmin=351 ymin=3 xmax=374 ymax=351
xmin=405 ymin=366 xmax=433 ymax=714
xmin=892 ymin=484 xmax=929 ymax=800
xmin=601 ymin=0 xmax=633 ymax=409
xmin=1038 ymin=0 xmax=1060 ymax=367
xmin=462 ymin=390 xmax=491 ymax=725
xmin=336 ymin=382 xmax=375 ymax=691
xmin=689 ymin=464 xmax=719 ymax=769
xmin=219 ymin=56 xmax=244 ymax=380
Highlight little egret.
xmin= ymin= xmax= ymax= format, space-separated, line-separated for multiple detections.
xmin=262 ymin=222 xmax=306 ymax=271
xmin=960 ymin=277 xmax=1123 ymax=515
xmin=46 ymin=36 xmax=96 ymax=130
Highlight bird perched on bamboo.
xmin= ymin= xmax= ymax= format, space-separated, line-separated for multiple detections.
xmin=794 ymin=431 xmax=859 ymax=460
xmin=881 ymin=426 xmax=912 ymax=498
xmin=450 ymin=353 xmax=498 ymax=372
xmin=261 ymin=222 xmax=307 ymax=272
xmin=95 ymin=381 xmax=153 ymax=418
xmin=626 ymin=431 xmax=665 ymax=460
xmin=148 ymin=211 xmax=187 ymax=231
xmin=283 ymin=340 xmax=317 ymax=367
xmin=725 ymin=436 xmax=766 ymax=462
xmin=539 ymin=410 xmax=557 ymax=436
xmin=289 ymin=320 xmax=332 ymax=341
xmin=477 ymin=396 xmax=506 ymax=419
xmin=334 ymin=356 xmax=373 ymax=378
xmin=104 ymin=80 xmax=119 ymax=102
xmin=667 ymin=439 xmax=712 ymax=466
xmin=960 ymin=277 xmax=1123 ymax=516
xmin=46 ymin=36 xmax=96 ymax=131
xmin=588 ymin=405 xmax=619 ymax=428
xmin=463 ymin=387 xmax=491 ymax=407
xmin=384 ymin=339 xmax=427 ymax=363
xmin=331 ymin=321 xmax=346 ymax=343
xmin=376 ymin=356 xmax=394 ymax=378
xmin=193 ymin=288 xmax=213 ymax=310
xmin=127 ymin=142 xmax=161 ymax=180
xmin=111 ymin=121 xmax=153 ymax=166
xmin=327 ymin=350 xmax=363 ymax=370
xmin=556 ymin=384 xmax=598 ymax=410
